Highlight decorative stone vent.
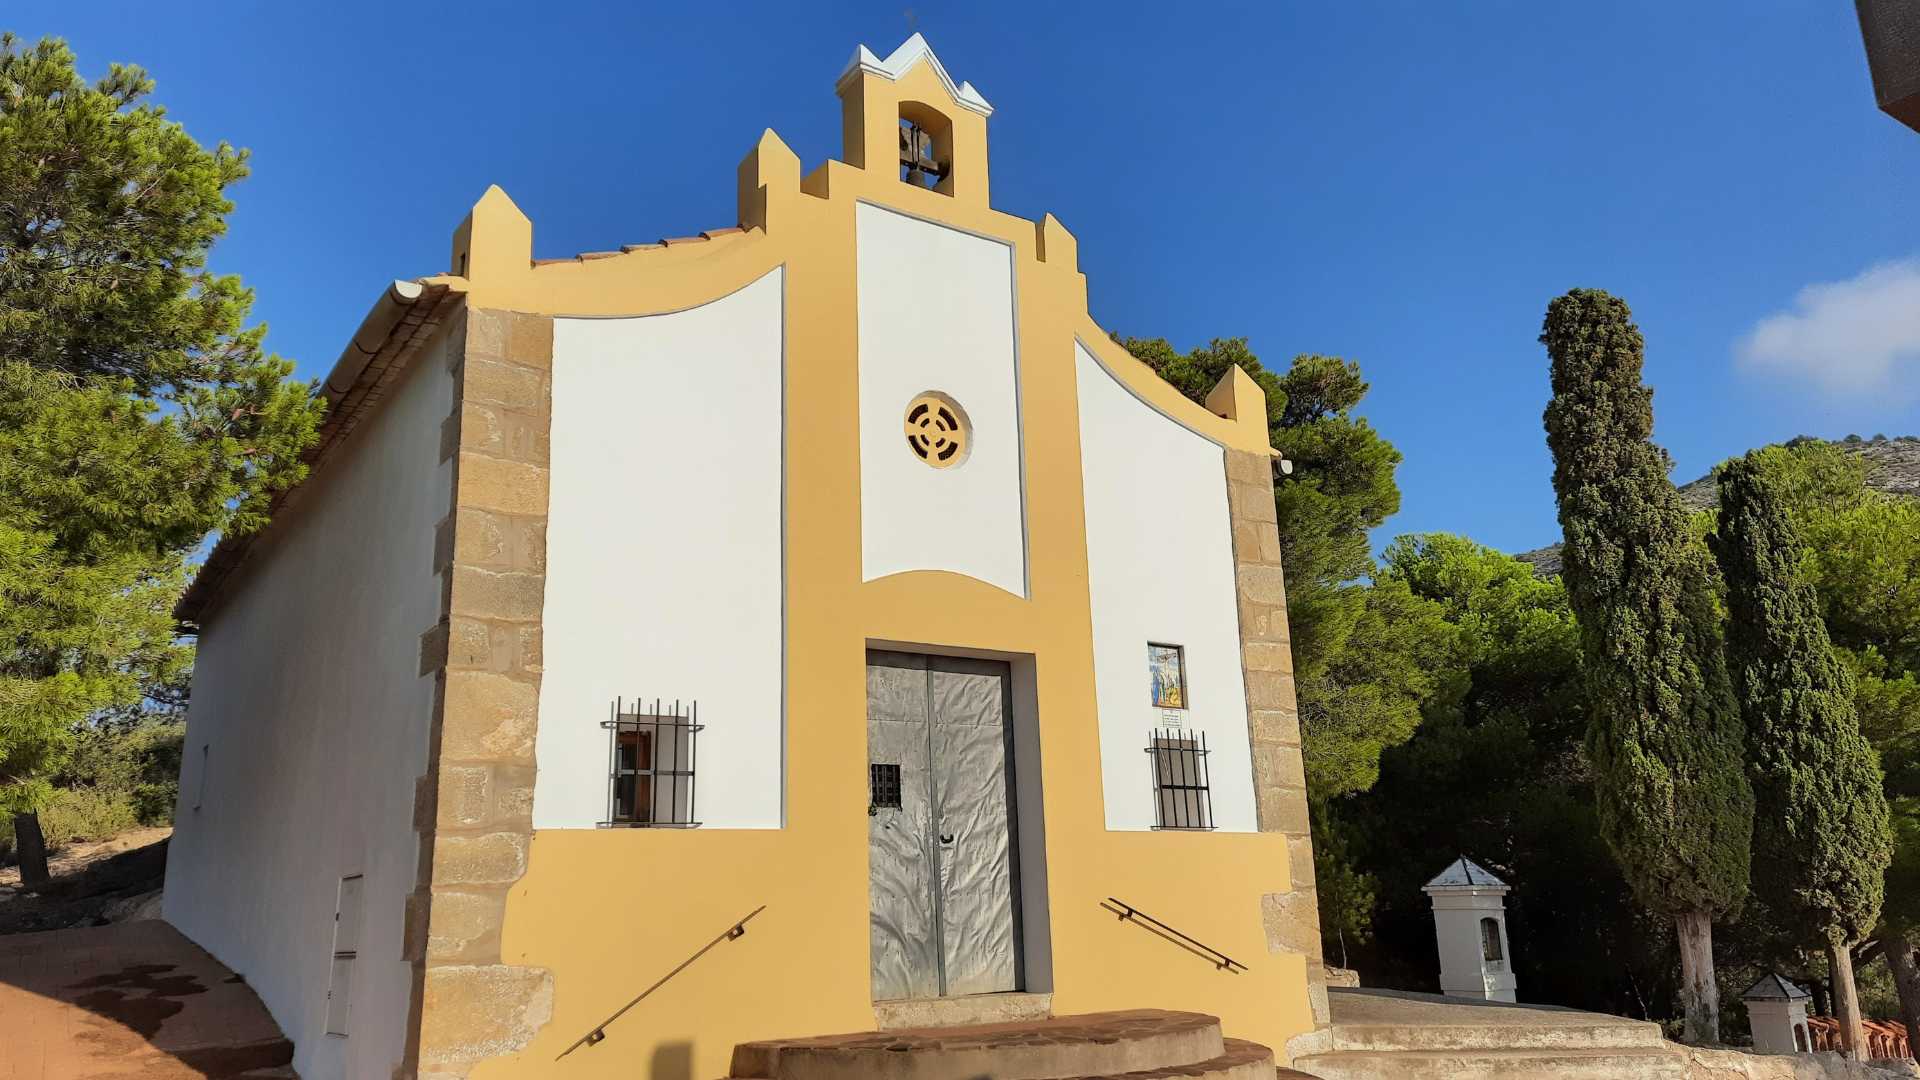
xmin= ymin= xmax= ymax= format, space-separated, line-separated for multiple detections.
xmin=904 ymin=391 xmax=970 ymax=468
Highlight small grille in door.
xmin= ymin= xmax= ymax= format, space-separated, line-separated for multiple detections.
xmin=870 ymin=763 xmax=902 ymax=813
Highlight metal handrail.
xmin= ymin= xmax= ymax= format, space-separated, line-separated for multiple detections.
xmin=556 ymin=905 xmax=766 ymax=1060
xmin=1104 ymin=897 xmax=1247 ymax=973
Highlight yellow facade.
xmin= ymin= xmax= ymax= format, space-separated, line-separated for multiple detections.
xmin=425 ymin=41 xmax=1316 ymax=1080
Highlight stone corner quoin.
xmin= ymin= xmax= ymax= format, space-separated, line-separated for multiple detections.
xmin=408 ymin=307 xmax=558 ymax=1077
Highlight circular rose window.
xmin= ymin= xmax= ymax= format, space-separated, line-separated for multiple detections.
xmin=903 ymin=391 xmax=971 ymax=469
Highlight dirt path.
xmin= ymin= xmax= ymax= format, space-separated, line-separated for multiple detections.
xmin=0 ymin=826 xmax=172 ymax=891
xmin=0 ymin=828 xmax=172 ymax=936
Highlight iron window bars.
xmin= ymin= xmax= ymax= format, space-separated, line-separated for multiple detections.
xmin=601 ymin=698 xmax=702 ymax=828
xmin=1146 ymin=728 xmax=1215 ymax=830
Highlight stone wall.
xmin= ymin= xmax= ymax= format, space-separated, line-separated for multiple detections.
xmin=1682 ymin=1047 xmax=1919 ymax=1079
xmin=402 ymin=308 xmax=557 ymax=1079
xmin=1224 ymin=448 xmax=1327 ymax=1034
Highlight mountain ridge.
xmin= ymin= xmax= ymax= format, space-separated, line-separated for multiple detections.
xmin=1516 ymin=435 xmax=1920 ymax=578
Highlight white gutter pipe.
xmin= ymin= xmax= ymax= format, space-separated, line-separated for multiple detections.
xmin=323 ymin=279 xmax=427 ymax=404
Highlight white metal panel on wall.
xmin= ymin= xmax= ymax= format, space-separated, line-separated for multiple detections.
xmin=1075 ymin=343 xmax=1258 ymax=832
xmin=163 ymin=334 xmax=451 ymax=1080
xmin=536 ymin=269 xmax=785 ymax=829
xmin=855 ymin=202 xmax=1027 ymax=596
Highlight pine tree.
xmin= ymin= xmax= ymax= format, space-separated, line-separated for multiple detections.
xmin=1541 ymin=289 xmax=1752 ymax=1043
xmin=1712 ymin=454 xmax=1893 ymax=1059
xmin=1119 ymin=338 xmax=1421 ymax=797
xmin=0 ymin=365 xmax=192 ymax=883
xmin=0 ymin=36 xmax=323 ymax=883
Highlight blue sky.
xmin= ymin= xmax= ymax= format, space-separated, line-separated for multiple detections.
xmin=17 ymin=2 xmax=1919 ymax=555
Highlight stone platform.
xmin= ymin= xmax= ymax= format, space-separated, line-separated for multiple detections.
xmin=1291 ymin=987 xmax=1918 ymax=1080
xmin=727 ymin=1008 xmax=1311 ymax=1080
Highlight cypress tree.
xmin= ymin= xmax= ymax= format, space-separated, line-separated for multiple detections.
xmin=1712 ymin=455 xmax=1892 ymax=1059
xmin=1541 ymin=289 xmax=1752 ymax=1043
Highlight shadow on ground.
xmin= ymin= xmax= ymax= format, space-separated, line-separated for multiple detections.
xmin=0 ymin=920 xmax=295 ymax=1078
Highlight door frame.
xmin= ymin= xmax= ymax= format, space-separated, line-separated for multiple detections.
xmin=866 ymin=640 xmax=1054 ymax=997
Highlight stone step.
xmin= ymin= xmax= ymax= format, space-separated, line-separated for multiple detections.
xmin=729 ymin=1009 xmax=1225 ymax=1080
xmin=730 ymin=1039 xmax=1304 ymax=1080
xmin=1073 ymin=1038 xmax=1299 ymax=1080
xmin=1328 ymin=1017 xmax=1667 ymax=1053
xmin=1292 ymin=1046 xmax=1687 ymax=1080
xmin=172 ymin=1036 xmax=298 ymax=1077
xmin=875 ymin=992 xmax=1054 ymax=1029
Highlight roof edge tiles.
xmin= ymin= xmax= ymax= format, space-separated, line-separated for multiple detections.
xmin=1741 ymin=973 xmax=1812 ymax=1001
xmin=176 ymin=277 xmax=465 ymax=626
xmin=1423 ymin=856 xmax=1508 ymax=891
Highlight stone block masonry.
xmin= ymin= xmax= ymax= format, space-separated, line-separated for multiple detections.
xmin=1224 ymin=448 xmax=1328 ymax=1034
xmin=402 ymin=308 xmax=556 ymax=1080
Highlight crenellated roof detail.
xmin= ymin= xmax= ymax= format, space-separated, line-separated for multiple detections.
xmin=837 ymin=33 xmax=993 ymax=117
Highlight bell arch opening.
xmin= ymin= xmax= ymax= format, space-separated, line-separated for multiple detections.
xmin=897 ymin=101 xmax=955 ymax=194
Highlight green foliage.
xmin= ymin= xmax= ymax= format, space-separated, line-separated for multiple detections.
xmin=1324 ymin=534 xmax=1675 ymax=1015
xmin=1727 ymin=443 xmax=1920 ymax=936
xmin=1119 ymin=336 xmax=1414 ymax=798
xmin=1713 ymin=455 xmax=1891 ymax=948
xmin=1313 ymin=811 xmax=1378 ymax=963
xmin=0 ymin=374 xmax=188 ymax=812
xmin=1114 ymin=337 xmax=1287 ymax=429
xmin=0 ymin=36 xmax=322 ymax=821
xmin=1851 ymin=652 xmax=1920 ymax=801
xmin=62 ymin=717 xmax=186 ymax=824
xmin=0 ymin=788 xmax=134 ymax=858
xmin=1887 ymin=799 xmax=1920 ymax=935
xmin=1804 ymin=499 xmax=1920 ymax=675
xmin=1296 ymin=577 xmax=1454 ymax=800
xmin=1541 ymin=288 xmax=1751 ymax=919
xmin=1726 ymin=441 xmax=1872 ymax=519
xmin=0 ymin=34 xmax=323 ymax=539
xmin=1117 ymin=339 xmax=1401 ymax=664
xmin=0 ymin=718 xmax=183 ymax=860
xmin=1268 ymin=355 xmax=1405 ymax=604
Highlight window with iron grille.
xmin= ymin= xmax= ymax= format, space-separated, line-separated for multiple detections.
xmin=1145 ymin=728 xmax=1214 ymax=830
xmin=601 ymin=698 xmax=701 ymax=827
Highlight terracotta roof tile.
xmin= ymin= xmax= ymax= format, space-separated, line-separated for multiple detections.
xmin=530 ymin=227 xmax=746 ymax=264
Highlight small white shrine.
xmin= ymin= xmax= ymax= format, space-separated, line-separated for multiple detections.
xmin=1423 ymin=856 xmax=1517 ymax=1002
xmin=1742 ymin=973 xmax=1812 ymax=1054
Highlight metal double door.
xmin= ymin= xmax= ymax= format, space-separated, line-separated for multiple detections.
xmin=867 ymin=650 xmax=1023 ymax=1000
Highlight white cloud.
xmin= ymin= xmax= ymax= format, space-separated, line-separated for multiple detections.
xmin=1737 ymin=258 xmax=1920 ymax=399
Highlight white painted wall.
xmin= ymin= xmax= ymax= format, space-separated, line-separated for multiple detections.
xmin=165 ymin=333 xmax=451 ymax=1080
xmin=536 ymin=269 xmax=785 ymax=829
xmin=1075 ymin=343 xmax=1258 ymax=832
xmin=1748 ymin=999 xmax=1810 ymax=1054
xmin=855 ymin=202 xmax=1026 ymax=597
xmin=1427 ymin=889 xmax=1518 ymax=1002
